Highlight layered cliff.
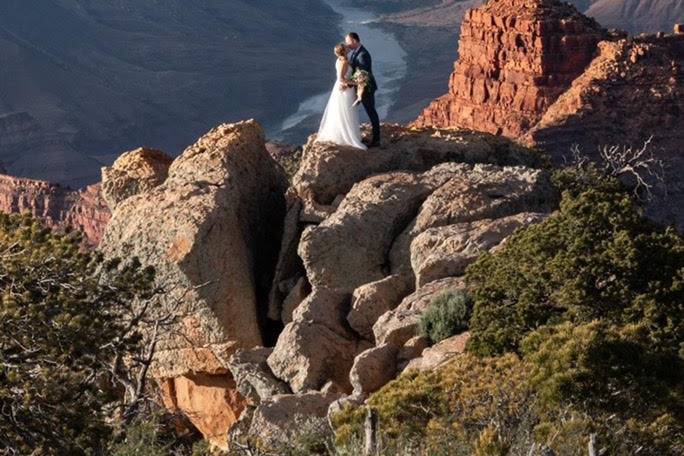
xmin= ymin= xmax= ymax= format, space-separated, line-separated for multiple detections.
xmin=415 ymin=0 xmax=684 ymax=229
xmin=0 ymin=174 xmax=109 ymax=245
xmin=414 ymin=0 xmax=606 ymax=136
xmin=526 ymin=34 xmax=684 ymax=226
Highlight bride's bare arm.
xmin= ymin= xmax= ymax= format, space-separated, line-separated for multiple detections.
xmin=337 ymin=60 xmax=350 ymax=89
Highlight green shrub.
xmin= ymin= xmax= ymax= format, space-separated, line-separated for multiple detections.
xmin=110 ymin=413 xmax=211 ymax=456
xmin=332 ymin=352 xmax=683 ymax=455
xmin=419 ymin=289 xmax=473 ymax=344
xmin=110 ymin=416 xmax=172 ymax=456
xmin=465 ymin=187 xmax=683 ymax=358
xmin=332 ymin=354 xmax=535 ymax=454
xmin=331 ymin=173 xmax=684 ymax=455
xmin=0 ymin=214 xmax=156 ymax=455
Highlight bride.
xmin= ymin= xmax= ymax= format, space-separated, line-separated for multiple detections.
xmin=315 ymin=43 xmax=367 ymax=150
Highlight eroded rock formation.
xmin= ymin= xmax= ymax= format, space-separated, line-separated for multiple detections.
xmin=0 ymin=174 xmax=110 ymax=245
xmin=415 ymin=0 xmax=606 ymax=136
xmin=99 ymin=120 xmax=288 ymax=449
xmin=95 ymin=119 xmax=556 ymax=448
xmin=415 ymin=0 xmax=684 ymax=229
xmin=101 ymin=147 xmax=173 ymax=210
xmin=225 ymin=124 xmax=555 ymax=448
xmin=526 ymin=35 xmax=684 ymax=227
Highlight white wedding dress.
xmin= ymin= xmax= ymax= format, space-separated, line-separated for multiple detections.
xmin=316 ymin=58 xmax=366 ymax=149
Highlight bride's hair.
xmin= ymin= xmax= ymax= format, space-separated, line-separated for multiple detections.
xmin=334 ymin=43 xmax=347 ymax=60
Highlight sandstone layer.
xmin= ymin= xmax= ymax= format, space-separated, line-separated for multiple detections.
xmin=0 ymin=174 xmax=110 ymax=246
xmin=414 ymin=0 xmax=684 ymax=229
xmin=99 ymin=120 xmax=288 ymax=448
xmin=415 ymin=0 xmax=606 ymax=136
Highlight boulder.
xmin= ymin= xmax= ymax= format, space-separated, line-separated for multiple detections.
xmin=349 ymin=344 xmax=398 ymax=396
xmin=389 ymin=163 xmax=555 ymax=274
xmin=101 ymin=119 xmax=287 ymax=376
xmin=268 ymin=288 xmax=364 ymax=393
xmin=99 ymin=120 xmax=288 ymax=445
xmin=374 ymin=277 xmax=467 ymax=347
xmin=410 ymin=212 xmax=549 ymax=286
xmin=160 ymin=373 xmax=248 ymax=450
xmin=247 ymin=391 xmax=342 ymax=450
xmin=298 ymin=172 xmax=434 ymax=292
xmin=228 ymin=347 xmax=290 ymax=404
xmin=404 ymin=332 xmax=471 ymax=372
xmin=347 ymin=274 xmax=413 ymax=341
xmin=100 ymin=147 xmax=173 ymax=210
xmin=397 ymin=335 xmax=431 ymax=367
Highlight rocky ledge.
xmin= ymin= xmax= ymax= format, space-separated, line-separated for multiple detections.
xmin=97 ymin=119 xmax=556 ymax=449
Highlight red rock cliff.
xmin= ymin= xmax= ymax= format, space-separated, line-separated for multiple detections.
xmin=414 ymin=0 xmax=606 ymax=136
xmin=0 ymin=174 xmax=110 ymax=246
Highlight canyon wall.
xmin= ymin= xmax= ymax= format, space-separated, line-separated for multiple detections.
xmin=0 ymin=174 xmax=109 ymax=245
xmin=414 ymin=0 xmax=606 ymax=136
xmin=415 ymin=0 xmax=684 ymax=229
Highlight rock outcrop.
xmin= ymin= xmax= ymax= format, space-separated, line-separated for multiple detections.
xmin=525 ymin=35 xmax=684 ymax=227
xmin=415 ymin=0 xmax=606 ymax=136
xmin=99 ymin=120 xmax=288 ymax=449
xmin=0 ymin=174 xmax=110 ymax=246
xmin=221 ymin=124 xmax=556 ymax=450
xmin=101 ymin=148 xmax=173 ymax=210
xmin=96 ymin=121 xmax=555 ymax=449
xmin=263 ymin=125 xmax=554 ymax=397
xmin=414 ymin=0 xmax=684 ymax=229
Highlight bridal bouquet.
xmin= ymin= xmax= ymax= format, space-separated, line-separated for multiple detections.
xmin=351 ymin=69 xmax=371 ymax=106
xmin=351 ymin=69 xmax=371 ymax=87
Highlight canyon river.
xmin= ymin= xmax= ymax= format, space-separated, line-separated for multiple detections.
xmin=276 ymin=0 xmax=408 ymax=137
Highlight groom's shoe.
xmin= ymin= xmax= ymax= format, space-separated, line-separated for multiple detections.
xmin=367 ymin=141 xmax=381 ymax=149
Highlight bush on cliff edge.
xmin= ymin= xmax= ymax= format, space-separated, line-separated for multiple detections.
xmin=0 ymin=214 xmax=159 ymax=455
xmin=332 ymin=171 xmax=683 ymax=455
xmin=419 ymin=289 xmax=473 ymax=344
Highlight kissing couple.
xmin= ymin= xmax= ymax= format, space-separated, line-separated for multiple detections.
xmin=316 ymin=32 xmax=381 ymax=150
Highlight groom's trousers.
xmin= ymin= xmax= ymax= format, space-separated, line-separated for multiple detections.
xmin=362 ymin=90 xmax=381 ymax=144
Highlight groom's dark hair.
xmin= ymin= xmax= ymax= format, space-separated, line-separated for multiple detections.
xmin=347 ymin=32 xmax=360 ymax=42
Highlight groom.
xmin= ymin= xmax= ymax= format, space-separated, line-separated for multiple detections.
xmin=346 ymin=32 xmax=381 ymax=148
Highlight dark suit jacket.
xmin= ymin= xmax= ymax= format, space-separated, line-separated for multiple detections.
xmin=350 ymin=45 xmax=378 ymax=92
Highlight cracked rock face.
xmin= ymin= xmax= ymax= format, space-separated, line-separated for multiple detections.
xmin=266 ymin=125 xmax=555 ymax=403
xmin=410 ymin=212 xmax=549 ymax=286
xmin=99 ymin=120 xmax=287 ymax=449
